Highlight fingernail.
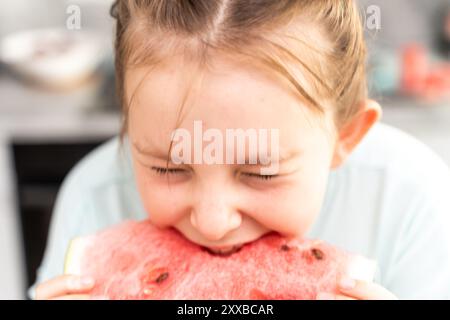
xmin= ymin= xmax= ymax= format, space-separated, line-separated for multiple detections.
xmin=316 ymin=292 xmax=335 ymax=300
xmin=339 ymin=276 xmax=356 ymax=290
xmin=80 ymin=277 xmax=95 ymax=287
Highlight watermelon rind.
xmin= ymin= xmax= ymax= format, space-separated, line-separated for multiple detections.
xmin=346 ymin=255 xmax=377 ymax=282
xmin=64 ymin=237 xmax=89 ymax=275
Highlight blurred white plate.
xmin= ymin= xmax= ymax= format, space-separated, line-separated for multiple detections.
xmin=0 ymin=28 xmax=106 ymax=89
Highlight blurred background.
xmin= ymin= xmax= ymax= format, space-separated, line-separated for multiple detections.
xmin=0 ymin=0 xmax=449 ymax=299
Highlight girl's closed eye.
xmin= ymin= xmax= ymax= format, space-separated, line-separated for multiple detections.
xmin=151 ymin=166 xmax=186 ymax=175
xmin=240 ymin=172 xmax=278 ymax=180
xmin=151 ymin=166 xmax=278 ymax=181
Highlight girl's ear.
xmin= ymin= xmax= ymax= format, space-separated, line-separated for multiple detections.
xmin=331 ymin=100 xmax=382 ymax=169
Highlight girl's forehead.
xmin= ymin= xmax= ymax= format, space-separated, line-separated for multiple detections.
xmin=127 ymin=62 xmax=321 ymax=136
xmin=125 ymin=49 xmax=336 ymax=146
xmin=126 ymin=54 xmax=336 ymax=159
xmin=126 ymin=52 xmax=319 ymax=119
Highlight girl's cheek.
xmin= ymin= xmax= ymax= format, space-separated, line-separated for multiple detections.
xmin=252 ymin=196 xmax=318 ymax=237
xmin=137 ymin=177 xmax=190 ymax=227
xmin=245 ymin=177 xmax=326 ymax=237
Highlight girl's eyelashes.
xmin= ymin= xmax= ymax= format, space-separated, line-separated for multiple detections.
xmin=240 ymin=172 xmax=278 ymax=180
xmin=150 ymin=166 xmax=278 ymax=181
xmin=151 ymin=166 xmax=185 ymax=175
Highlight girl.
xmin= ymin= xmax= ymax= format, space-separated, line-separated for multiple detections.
xmin=33 ymin=0 xmax=450 ymax=300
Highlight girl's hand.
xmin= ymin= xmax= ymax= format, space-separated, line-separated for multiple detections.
xmin=316 ymin=276 xmax=398 ymax=300
xmin=35 ymin=275 xmax=95 ymax=300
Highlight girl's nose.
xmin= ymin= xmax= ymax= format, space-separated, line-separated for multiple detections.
xmin=190 ymin=200 xmax=242 ymax=242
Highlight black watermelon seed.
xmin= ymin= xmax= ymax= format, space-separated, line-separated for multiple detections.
xmin=311 ymin=248 xmax=324 ymax=260
xmin=280 ymin=244 xmax=290 ymax=251
xmin=155 ymin=272 xmax=169 ymax=283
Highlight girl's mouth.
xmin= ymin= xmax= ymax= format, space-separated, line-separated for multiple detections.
xmin=202 ymin=231 xmax=278 ymax=256
xmin=204 ymin=244 xmax=244 ymax=256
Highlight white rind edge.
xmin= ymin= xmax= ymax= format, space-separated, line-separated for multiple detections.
xmin=346 ymin=255 xmax=378 ymax=282
xmin=64 ymin=237 xmax=89 ymax=276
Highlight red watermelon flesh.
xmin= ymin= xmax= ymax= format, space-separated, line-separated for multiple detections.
xmin=64 ymin=220 xmax=376 ymax=300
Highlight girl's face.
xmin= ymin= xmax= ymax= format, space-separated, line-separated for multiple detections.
xmin=127 ymin=53 xmax=337 ymax=254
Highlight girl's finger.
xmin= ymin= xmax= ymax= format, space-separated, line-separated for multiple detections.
xmin=316 ymin=292 xmax=356 ymax=300
xmin=35 ymin=275 xmax=95 ymax=300
xmin=50 ymin=294 xmax=91 ymax=300
xmin=337 ymin=277 xmax=398 ymax=300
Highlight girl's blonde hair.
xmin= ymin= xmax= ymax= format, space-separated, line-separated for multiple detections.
xmin=110 ymin=0 xmax=368 ymax=143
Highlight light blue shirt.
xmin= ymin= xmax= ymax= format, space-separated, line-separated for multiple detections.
xmin=30 ymin=123 xmax=450 ymax=299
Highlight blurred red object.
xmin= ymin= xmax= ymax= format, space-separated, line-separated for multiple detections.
xmin=401 ymin=43 xmax=450 ymax=103
xmin=401 ymin=44 xmax=429 ymax=95
xmin=423 ymin=65 xmax=450 ymax=101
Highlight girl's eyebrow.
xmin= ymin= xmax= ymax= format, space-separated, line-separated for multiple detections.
xmin=241 ymin=149 xmax=301 ymax=166
xmin=278 ymin=149 xmax=302 ymax=162
xmin=133 ymin=142 xmax=169 ymax=161
xmin=133 ymin=141 xmax=302 ymax=165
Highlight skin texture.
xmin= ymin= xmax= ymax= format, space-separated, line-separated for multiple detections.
xmin=35 ymin=52 xmax=397 ymax=300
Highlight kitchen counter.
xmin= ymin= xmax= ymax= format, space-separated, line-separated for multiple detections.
xmin=0 ymin=73 xmax=121 ymax=142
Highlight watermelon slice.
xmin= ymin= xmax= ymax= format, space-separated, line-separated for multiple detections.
xmin=64 ymin=220 xmax=376 ymax=300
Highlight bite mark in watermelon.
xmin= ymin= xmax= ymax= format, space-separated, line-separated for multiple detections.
xmin=64 ymin=220 xmax=376 ymax=300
